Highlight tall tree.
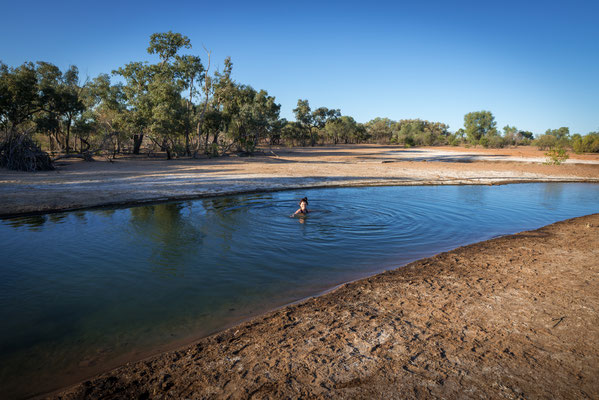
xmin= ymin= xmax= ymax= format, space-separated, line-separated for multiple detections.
xmin=293 ymin=99 xmax=340 ymax=146
xmin=463 ymin=111 xmax=497 ymax=144
xmin=147 ymin=31 xmax=191 ymax=65
xmin=0 ymin=62 xmax=40 ymax=132
xmin=114 ymin=61 xmax=153 ymax=154
xmin=174 ymin=55 xmax=204 ymax=155
xmin=545 ymin=127 xmax=570 ymax=140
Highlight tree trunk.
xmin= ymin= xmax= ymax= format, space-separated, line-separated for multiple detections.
xmin=133 ymin=134 xmax=144 ymax=154
xmin=197 ymin=48 xmax=211 ymax=155
xmin=204 ymin=127 xmax=209 ymax=153
xmin=65 ymin=122 xmax=71 ymax=154
xmin=185 ymin=130 xmax=190 ymax=156
xmin=162 ymin=137 xmax=171 ymax=160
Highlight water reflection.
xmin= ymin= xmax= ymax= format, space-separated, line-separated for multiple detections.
xmin=4 ymin=215 xmax=48 ymax=230
xmin=129 ymin=203 xmax=205 ymax=275
xmin=541 ymin=184 xmax=564 ymax=210
xmin=457 ymin=184 xmax=487 ymax=207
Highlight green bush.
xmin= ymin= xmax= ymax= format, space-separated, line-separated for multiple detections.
xmin=572 ymin=133 xmax=599 ymax=153
xmin=544 ymin=146 xmax=569 ymax=165
xmin=448 ymin=134 xmax=461 ymax=146
xmin=534 ymin=134 xmax=557 ymax=150
xmin=486 ymin=135 xmax=506 ymax=148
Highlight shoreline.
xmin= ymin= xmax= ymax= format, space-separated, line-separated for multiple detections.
xmin=49 ymin=213 xmax=599 ymax=399
xmin=1 ymin=145 xmax=598 ymax=218
xmin=3 ymin=178 xmax=599 ymax=219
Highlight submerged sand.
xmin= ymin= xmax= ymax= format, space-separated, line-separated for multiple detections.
xmin=50 ymin=214 xmax=599 ymax=399
xmin=1 ymin=145 xmax=599 ymax=217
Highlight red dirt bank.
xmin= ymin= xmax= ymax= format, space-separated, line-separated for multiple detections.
xmin=51 ymin=214 xmax=599 ymax=399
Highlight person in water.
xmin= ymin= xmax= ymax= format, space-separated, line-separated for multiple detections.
xmin=292 ymin=197 xmax=310 ymax=216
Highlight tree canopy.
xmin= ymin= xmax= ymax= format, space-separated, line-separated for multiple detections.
xmin=2 ymin=31 xmax=598 ymax=172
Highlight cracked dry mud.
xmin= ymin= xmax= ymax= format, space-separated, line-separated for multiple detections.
xmin=51 ymin=214 xmax=599 ymax=399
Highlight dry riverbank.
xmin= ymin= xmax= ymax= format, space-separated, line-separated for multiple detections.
xmin=1 ymin=145 xmax=599 ymax=217
xmin=50 ymin=214 xmax=599 ymax=399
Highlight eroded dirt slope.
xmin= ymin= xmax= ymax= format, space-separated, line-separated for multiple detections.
xmin=52 ymin=214 xmax=599 ymax=399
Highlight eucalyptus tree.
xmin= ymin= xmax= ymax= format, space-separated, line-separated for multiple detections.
xmin=292 ymin=99 xmax=312 ymax=146
xmin=364 ymin=118 xmax=395 ymax=143
xmin=0 ymin=62 xmax=55 ymax=171
xmin=311 ymin=106 xmax=340 ymax=145
xmin=147 ymin=31 xmax=191 ymax=65
xmin=545 ymin=127 xmax=570 ymax=140
xmin=324 ymin=116 xmax=365 ymax=144
xmin=35 ymin=62 xmax=65 ymax=150
xmin=81 ymin=73 xmax=128 ymax=155
xmin=463 ymin=111 xmax=497 ymax=144
xmin=293 ymin=99 xmax=340 ymax=146
xmin=60 ymin=66 xmax=86 ymax=153
xmin=245 ymin=89 xmax=281 ymax=151
xmin=174 ymin=55 xmax=204 ymax=155
xmin=146 ymin=70 xmax=186 ymax=159
xmin=281 ymin=121 xmax=304 ymax=146
xmin=207 ymin=57 xmax=234 ymax=152
xmin=0 ymin=61 xmax=39 ymax=133
xmin=420 ymin=121 xmax=449 ymax=145
xmin=34 ymin=62 xmax=85 ymax=154
xmin=114 ymin=61 xmax=153 ymax=154
xmin=222 ymin=85 xmax=281 ymax=154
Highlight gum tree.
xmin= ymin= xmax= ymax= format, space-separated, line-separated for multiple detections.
xmin=464 ymin=111 xmax=497 ymax=144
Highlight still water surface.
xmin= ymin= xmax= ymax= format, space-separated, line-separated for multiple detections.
xmin=1 ymin=183 xmax=598 ymax=398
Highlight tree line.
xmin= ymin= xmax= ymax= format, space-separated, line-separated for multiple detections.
xmin=1 ymin=31 xmax=598 ymax=171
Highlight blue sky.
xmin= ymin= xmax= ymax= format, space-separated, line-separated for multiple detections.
xmin=1 ymin=0 xmax=598 ymax=134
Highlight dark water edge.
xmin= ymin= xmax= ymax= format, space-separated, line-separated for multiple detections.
xmin=1 ymin=183 xmax=598 ymax=399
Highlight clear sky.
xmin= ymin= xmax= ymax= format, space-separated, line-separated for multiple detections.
xmin=1 ymin=0 xmax=598 ymax=134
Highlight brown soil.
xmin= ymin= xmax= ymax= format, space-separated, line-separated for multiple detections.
xmin=51 ymin=214 xmax=599 ymax=399
xmin=1 ymin=145 xmax=598 ymax=217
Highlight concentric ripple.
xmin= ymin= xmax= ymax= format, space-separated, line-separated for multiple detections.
xmin=0 ymin=183 xmax=598 ymax=398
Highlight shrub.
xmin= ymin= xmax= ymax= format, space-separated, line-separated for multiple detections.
xmin=544 ymin=146 xmax=569 ymax=165
xmin=572 ymin=133 xmax=599 ymax=153
xmin=448 ymin=134 xmax=461 ymax=146
xmin=486 ymin=135 xmax=506 ymax=148
xmin=534 ymin=134 xmax=557 ymax=150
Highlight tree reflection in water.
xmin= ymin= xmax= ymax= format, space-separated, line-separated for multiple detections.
xmin=129 ymin=202 xmax=205 ymax=275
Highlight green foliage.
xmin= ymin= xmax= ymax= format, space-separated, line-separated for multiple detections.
xmin=572 ymin=132 xmax=599 ymax=153
xmin=147 ymin=31 xmax=191 ymax=64
xmin=395 ymin=119 xmax=448 ymax=146
xmin=281 ymin=121 xmax=306 ymax=146
xmin=0 ymin=62 xmax=40 ymax=130
xmin=482 ymin=135 xmax=506 ymax=148
xmin=364 ymin=118 xmax=394 ymax=143
xmin=5 ymin=31 xmax=596 ymax=166
xmin=324 ymin=116 xmax=367 ymax=144
xmin=292 ymin=99 xmax=340 ymax=146
xmin=534 ymin=134 xmax=557 ymax=150
xmin=545 ymin=126 xmax=570 ymax=140
xmin=463 ymin=111 xmax=497 ymax=144
xmin=293 ymin=99 xmax=312 ymax=127
xmin=520 ymin=130 xmax=534 ymax=140
xmin=447 ymin=133 xmax=461 ymax=146
xmin=544 ymin=145 xmax=569 ymax=165
xmin=363 ymin=118 xmax=448 ymax=146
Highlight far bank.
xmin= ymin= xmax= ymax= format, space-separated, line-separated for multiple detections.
xmin=1 ymin=145 xmax=598 ymax=217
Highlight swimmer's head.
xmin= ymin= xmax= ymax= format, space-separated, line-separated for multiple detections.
xmin=299 ymin=197 xmax=308 ymax=210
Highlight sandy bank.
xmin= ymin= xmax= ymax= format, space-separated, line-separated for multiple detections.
xmin=1 ymin=145 xmax=598 ymax=217
xmin=50 ymin=214 xmax=599 ymax=399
